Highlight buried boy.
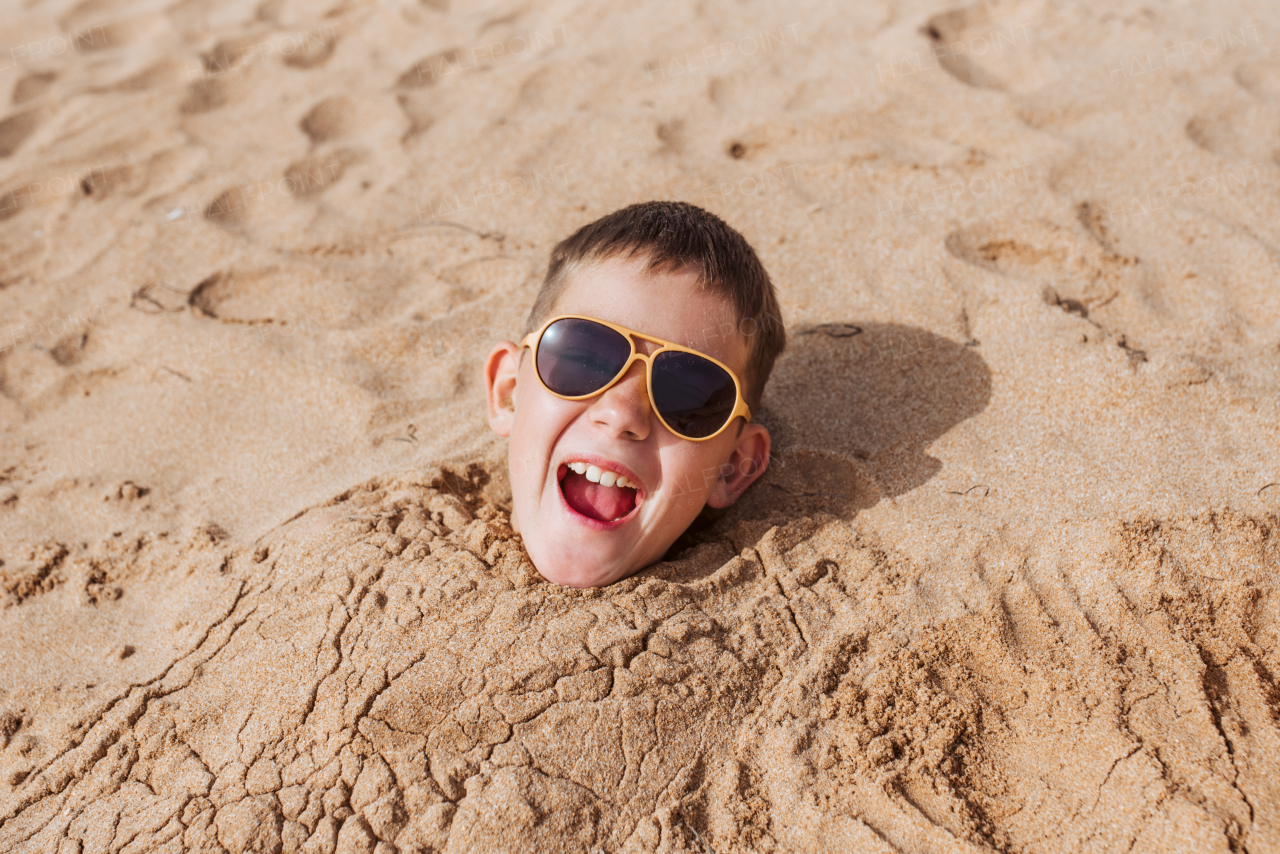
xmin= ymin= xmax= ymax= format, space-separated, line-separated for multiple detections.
xmin=484 ymin=201 xmax=786 ymax=587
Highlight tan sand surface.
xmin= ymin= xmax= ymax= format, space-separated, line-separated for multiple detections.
xmin=1 ymin=0 xmax=1279 ymax=850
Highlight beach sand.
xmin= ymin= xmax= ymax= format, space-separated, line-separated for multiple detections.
xmin=1 ymin=0 xmax=1279 ymax=850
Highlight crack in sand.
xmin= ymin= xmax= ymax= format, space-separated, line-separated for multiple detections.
xmin=2 ymin=581 xmax=252 ymax=825
xmin=1 ymin=474 xmax=1277 ymax=852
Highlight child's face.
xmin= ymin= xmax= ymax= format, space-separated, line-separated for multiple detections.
xmin=484 ymin=255 xmax=771 ymax=587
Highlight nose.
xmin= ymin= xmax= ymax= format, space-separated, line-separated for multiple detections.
xmin=586 ymin=359 xmax=652 ymax=441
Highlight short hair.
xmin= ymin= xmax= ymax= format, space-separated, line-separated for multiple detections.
xmin=523 ymin=201 xmax=786 ymax=411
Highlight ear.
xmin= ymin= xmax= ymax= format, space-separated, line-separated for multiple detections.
xmin=484 ymin=341 xmax=521 ymax=436
xmin=705 ymin=422 xmax=771 ymax=509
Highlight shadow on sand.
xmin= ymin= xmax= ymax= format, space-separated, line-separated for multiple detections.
xmin=666 ymin=322 xmax=993 ymax=557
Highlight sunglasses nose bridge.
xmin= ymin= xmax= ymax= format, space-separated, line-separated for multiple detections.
xmin=587 ymin=355 xmax=654 ymax=440
xmin=610 ymin=352 xmax=652 ymax=401
xmin=625 ymin=330 xmax=666 ymax=356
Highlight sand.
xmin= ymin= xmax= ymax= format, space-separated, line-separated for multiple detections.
xmin=1 ymin=0 xmax=1279 ymax=850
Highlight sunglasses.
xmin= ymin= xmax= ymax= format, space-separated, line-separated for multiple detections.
xmin=519 ymin=315 xmax=752 ymax=441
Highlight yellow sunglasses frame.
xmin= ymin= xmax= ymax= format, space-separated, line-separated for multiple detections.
xmin=519 ymin=314 xmax=752 ymax=442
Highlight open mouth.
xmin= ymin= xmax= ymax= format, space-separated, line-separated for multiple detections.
xmin=558 ymin=461 xmax=640 ymax=523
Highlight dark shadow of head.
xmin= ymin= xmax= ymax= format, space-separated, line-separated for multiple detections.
xmin=659 ymin=322 xmax=992 ymax=569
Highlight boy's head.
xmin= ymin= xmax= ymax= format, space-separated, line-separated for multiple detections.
xmin=484 ymin=201 xmax=786 ymax=587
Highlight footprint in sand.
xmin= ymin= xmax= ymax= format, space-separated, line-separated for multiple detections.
xmin=654 ymin=120 xmax=685 ymax=156
xmin=1186 ymin=104 xmax=1280 ymax=164
xmin=198 ymin=23 xmax=339 ymax=72
xmin=922 ymin=1 xmax=1053 ymax=93
xmin=79 ymin=148 xmax=196 ymax=202
xmin=281 ymin=149 xmax=360 ymax=198
xmin=1186 ymin=76 xmax=1280 ymax=165
xmin=201 ymin=34 xmax=267 ymax=75
xmin=47 ymin=330 xmax=90 ymax=367
xmin=944 ymin=210 xmax=1277 ymax=376
xmin=300 ymin=96 xmax=359 ymax=143
xmin=186 ymin=267 xmax=354 ymax=327
xmin=1234 ymin=59 xmax=1280 ymax=101
xmin=12 ymin=72 xmax=57 ymax=105
xmin=397 ymin=48 xmax=465 ymax=89
xmin=202 ymin=149 xmax=357 ymax=230
xmin=945 ymin=216 xmax=1137 ymax=316
xmin=0 ymin=344 xmax=71 ymax=407
xmin=181 ymin=26 xmax=340 ymax=115
xmin=299 ymin=94 xmax=406 ymax=145
xmin=179 ymin=72 xmax=251 ymax=115
xmin=0 ymin=109 xmax=47 ymax=158
xmin=282 ymin=28 xmax=337 ymax=69
xmin=0 ymin=187 xmax=23 ymax=222
xmin=202 ymin=189 xmax=250 ymax=227
xmin=395 ymin=50 xmax=465 ymax=136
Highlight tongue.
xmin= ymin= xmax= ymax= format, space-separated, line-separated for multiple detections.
xmin=561 ymin=471 xmax=636 ymax=522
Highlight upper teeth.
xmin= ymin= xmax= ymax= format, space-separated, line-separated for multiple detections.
xmin=568 ymin=461 xmax=635 ymax=489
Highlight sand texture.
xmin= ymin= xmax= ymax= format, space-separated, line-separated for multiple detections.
xmin=1 ymin=0 xmax=1279 ymax=850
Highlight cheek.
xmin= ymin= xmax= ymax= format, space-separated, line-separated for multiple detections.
xmin=660 ymin=444 xmax=729 ymax=510
xmin=508 ymin=392 xmax=583 ymax=486
xmin=507 ymin=400 xmax=549 ymax=490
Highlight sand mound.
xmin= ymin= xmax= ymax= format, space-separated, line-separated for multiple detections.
xmin=1 ymin=464 xmax=1277 ymax=852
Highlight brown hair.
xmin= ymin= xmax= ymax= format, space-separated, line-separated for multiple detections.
xmin=524 ymin=201 xmax=786 ymax=411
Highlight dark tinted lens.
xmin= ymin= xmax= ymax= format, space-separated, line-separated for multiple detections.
xmin=536 ymin=318 xmax=632 ymax=397
xmin=651 ymin=350 xmax=738 ymax=438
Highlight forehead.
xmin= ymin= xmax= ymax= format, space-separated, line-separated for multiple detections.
xmin=551 ymin=255 xmax=746 ymax=366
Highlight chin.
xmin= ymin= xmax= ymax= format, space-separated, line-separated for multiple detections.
xmin=524 ymin=542 xmax=639 ymax=589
